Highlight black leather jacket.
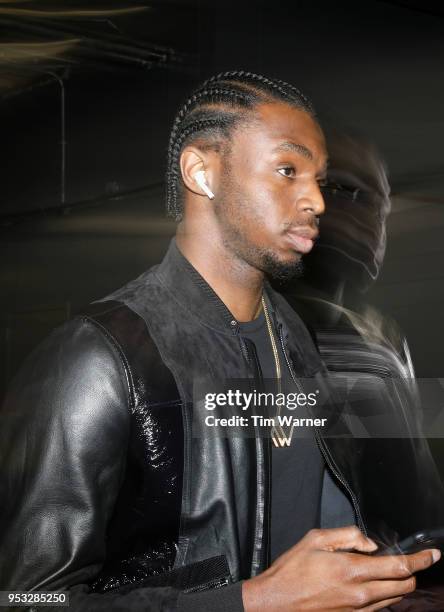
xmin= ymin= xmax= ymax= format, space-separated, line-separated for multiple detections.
xmin=1 ymin=239 xmax=442 ymax=611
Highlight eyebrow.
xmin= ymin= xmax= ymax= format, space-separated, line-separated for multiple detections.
xmin=273 ymin=141 xmax=314 ymax=160
xmin=274 ymin=141 xmax=328 ymax=176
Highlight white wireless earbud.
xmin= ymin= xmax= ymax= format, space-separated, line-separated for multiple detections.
xmin=194 ymin=170 xmax=215 ymax=200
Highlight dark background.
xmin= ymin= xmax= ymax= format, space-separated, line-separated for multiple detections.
xmin=1 ymin=0 xmax=444 ymax=398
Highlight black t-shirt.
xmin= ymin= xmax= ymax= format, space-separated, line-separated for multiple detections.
xmin=238 ymin=311 xmax=325 ymax=562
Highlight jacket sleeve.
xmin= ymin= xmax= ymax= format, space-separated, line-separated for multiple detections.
xmin=0 ymin=317 xmax=180 ymax=611
xmin=178 ymin=581 xmax=245 ymax=612
xmin=0 ymin=317 xmax=246 ymax=612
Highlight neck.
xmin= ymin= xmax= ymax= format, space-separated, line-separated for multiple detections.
xmin=175 ymin=223 xmax=264 ymax=323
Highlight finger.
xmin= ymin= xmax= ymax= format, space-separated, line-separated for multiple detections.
xmin=361 ymin=595 xmax=403 ymax=611
xmin=346 ymin=548 xmax=440 ymax=581
xmin=403 ymin=549 xmax=441 ymax=573
xmin=362 ymin=576 xmax=416 ymax=604
xmin=305 ymin=526 xmax=378 ymax=553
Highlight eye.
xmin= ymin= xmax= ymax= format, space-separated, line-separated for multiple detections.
xmin=317 ymin=178 xmax=328 ymax=188
xmin=277 ymin=166 xmax=295 ymax=178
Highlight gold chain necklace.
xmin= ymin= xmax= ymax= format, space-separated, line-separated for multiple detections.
xmin=261 ymin=296 xmax=281 ymax=384
xmin=261 ymin=296 xmax=294 ymax=447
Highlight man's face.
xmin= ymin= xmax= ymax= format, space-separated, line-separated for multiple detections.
xmin=214 ymin=102 xmax=327 ymax=281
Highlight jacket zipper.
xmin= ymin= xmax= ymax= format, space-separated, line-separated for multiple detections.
xmin=277 ymin=323 xmax=367 ymax=536
xmin=238 ymin=331 xmax=271 ymax=574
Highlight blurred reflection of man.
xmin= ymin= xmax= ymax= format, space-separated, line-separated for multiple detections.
xmin=280 ymin=131 xmax=444 ymax=610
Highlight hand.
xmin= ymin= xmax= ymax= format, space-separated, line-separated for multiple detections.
xmin=242 ymin=526 xmax=441 ymax=611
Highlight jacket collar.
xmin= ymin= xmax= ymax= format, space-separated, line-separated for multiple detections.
xmin=155 ymin=238 xmax=288 ymax=336
xmin=155 ymin=239 xmax=324 ymax=374
xmin=155 ymin=238 xmax=240 ymax=334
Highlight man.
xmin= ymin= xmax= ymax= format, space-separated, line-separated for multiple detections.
xmin=0 ymin=71 xmax=440 ymax=612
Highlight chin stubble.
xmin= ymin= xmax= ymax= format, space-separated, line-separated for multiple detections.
xmin=260 ymin=249 xmax=305 ymax=282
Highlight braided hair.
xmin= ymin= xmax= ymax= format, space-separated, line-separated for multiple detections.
xmin=166 ymin=70 xmax=316 ymax=220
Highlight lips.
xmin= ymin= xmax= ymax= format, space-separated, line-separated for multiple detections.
xmin=286 ymin=228 xmax=319 ymax=254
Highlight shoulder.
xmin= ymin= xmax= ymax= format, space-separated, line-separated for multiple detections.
xmin=2 ymin=306 xmax=135 ymax=437
xmin=18 ymin=311 xmax=129 ymax=392
xmin=97 ymin=264 xmax=161 ymax=305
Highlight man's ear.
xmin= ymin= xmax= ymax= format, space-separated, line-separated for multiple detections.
xmin=180 ymin=146 xmax=216 ymax=199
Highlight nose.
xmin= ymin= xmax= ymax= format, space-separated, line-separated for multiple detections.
xmin=297 ymin=182 xmax=326 ymax=218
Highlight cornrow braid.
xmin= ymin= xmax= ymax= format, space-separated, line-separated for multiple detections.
xmin=166 ymin=70 xmax=316 ymax=220
xmin=202 ymin=71 xmax=315 ymax=115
